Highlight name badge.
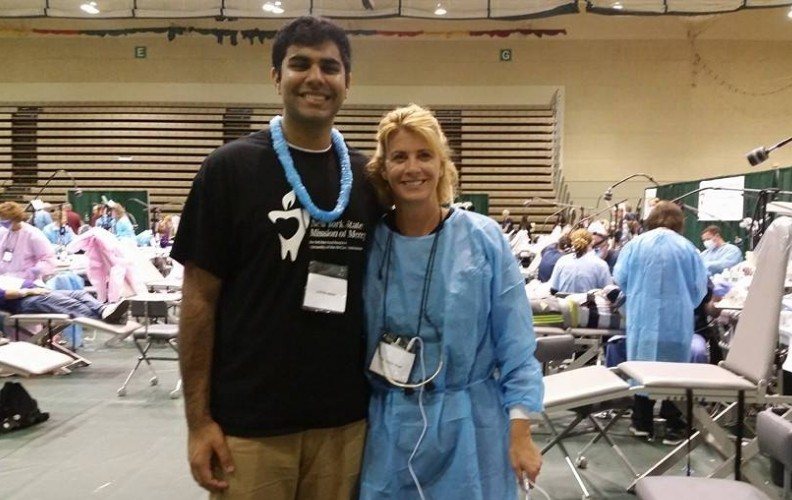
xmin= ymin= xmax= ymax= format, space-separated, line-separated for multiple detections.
xmin=2 ymin=251 xmax=12 ymax=263
xmin=302 ymin=261 xmax=348 ymax=314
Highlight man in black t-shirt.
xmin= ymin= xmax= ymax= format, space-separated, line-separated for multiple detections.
xmin=172 ymin=17 xmax=380 ymax=499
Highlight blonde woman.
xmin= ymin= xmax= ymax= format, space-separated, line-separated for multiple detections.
xmin=548 ymin=228 xmax=612 ymax=294
xmin=360 ymin=104 xmax=543 ymax=499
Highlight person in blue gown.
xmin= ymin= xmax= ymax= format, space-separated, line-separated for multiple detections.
xmin=102 ymin=203 xmax=136 ymax=243
xmin=699 ymin=224 xmax=743 ymax=275
xmin=548 ymin=228 xmax=612 ymax=293
xmin=613 ymin=200 xmax=708 ymax=442
xmin=42 ymin=209 xmax=75 ymax=246
xmin=361 ymin=104 xmax=544 ymax=499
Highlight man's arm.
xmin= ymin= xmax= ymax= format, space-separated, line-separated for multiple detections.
xmin=179 ymin=262 xmax=234 ymax=492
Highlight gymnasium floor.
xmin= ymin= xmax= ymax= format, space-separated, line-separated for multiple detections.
xmin=0 ymin=338 xmax=780 ymax=500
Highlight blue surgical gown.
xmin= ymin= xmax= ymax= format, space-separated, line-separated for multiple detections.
xmin=360 ymin=209 xmax=544 ymax=500
xmin=613 ymin=228 xmax=708 ymax=362
xmin=32 ymin=210 xmax=52 ymax=230
xmin=42 ymin=223 xmax=75 ymax=246
xmin=549 ymin=250 xmax=612 ymax=293
xmin=112 ymin=216 xmax=136 ymax=242
xmin=700 ymin=242 xmax=743 ymax=275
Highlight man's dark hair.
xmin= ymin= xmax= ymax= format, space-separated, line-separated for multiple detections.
xmin=271 ymin=16 xmax=351 ymax=77
xmin=701 ymin=225 xmax=722 ymax=238
xmin=645 ymin=200 xmax=684 ymax=233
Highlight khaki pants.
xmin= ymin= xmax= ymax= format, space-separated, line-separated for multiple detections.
xmin=210 ymin=419 xmax=366 ymax=500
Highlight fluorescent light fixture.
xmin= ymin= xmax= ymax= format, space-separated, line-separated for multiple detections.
xmin=80 ymin=1 xmax=100 ymax=15
xmin=612 ymin=1 xmax=624 ymax=9
xmin=263 ymin=1 xmax=284 ymax=14
xmin=434 ymin=3 xmax=447 ymax=15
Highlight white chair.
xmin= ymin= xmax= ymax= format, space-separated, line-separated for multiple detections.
xmin=117 ymin=293 xmax=181 ymax=399
xmin=538 ymin=364 xmax=636 ymax=498
xmin=635 ymin=409 xmax=792 ymax=500
xmin=0 ymin=341 xmax=74 ymax=376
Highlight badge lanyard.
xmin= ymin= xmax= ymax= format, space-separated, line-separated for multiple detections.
xmin=380 ymin=216 xmax=444 ymax=342
xmin=2 ymin=230 xmax=19 ymax=263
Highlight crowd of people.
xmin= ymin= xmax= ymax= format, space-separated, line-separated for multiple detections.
xmin=0 ymin=198 xmax=175 ymax=329
xmin=511 ymin=200 xmax=745 ymax=443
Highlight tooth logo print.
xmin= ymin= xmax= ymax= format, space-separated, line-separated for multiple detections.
xmin=268 ymin=191 xmax=310 ymax=262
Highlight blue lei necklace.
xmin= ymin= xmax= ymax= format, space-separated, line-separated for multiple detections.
xmin=269 ymin=115 xmax=353 ymax=223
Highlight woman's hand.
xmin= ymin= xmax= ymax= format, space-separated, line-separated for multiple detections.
xmin=509 ymin=418 xmax=542 ymax=485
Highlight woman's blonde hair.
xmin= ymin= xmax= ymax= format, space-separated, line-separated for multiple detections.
xmin=0 ymin=201 xmax=27 ymax=223
xmin=569 ymin=228 xmax=593 ymax=258
xmin=365 ymin=104 xmax=459 ymax=207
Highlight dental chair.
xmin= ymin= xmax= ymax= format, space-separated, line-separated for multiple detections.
xmin=636 ymin=409 xmax=792 ymax=500
xmin=1 ymin=312 xmax=142 ymax=372
xmin=0 ymin=341 xmax=74 ymax=376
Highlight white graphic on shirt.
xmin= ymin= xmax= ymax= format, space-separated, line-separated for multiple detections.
xmin=268 ymin=191 xmax=310 ymax=262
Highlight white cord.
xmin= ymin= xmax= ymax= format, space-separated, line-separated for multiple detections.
xmin=522 ymin=475 xmax=552 ymax=500
xmin=407 ymin=337 xmax=429 ymax=500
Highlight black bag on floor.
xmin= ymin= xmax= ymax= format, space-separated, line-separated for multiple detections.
xmin=0 ymin=382 xmax=49 ymax=434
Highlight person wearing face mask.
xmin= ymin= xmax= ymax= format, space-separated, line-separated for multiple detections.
xmin=360 ymin=104 xmax=543 ymax=499
xmin=0 ymin=202 xmax=56 ymax=281
xmin=700 ymin=225 xmax=742 ymax=275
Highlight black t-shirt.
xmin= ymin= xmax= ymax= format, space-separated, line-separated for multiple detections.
xmin=171 ymin=129 xmax=381 ymax=437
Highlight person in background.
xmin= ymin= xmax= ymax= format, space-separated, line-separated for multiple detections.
xmin=136 ymin=215 xmax=176 ymax=248
xmin=62 ymin=202 xmax=83 ymax=234
xmin=700 ymin=224 xmax=743 ymax=275
xmin=105 ymin=204 xmax=136 ymax=243
xmin=537 ymin=234 xmax=571 ymax=283
xmin=613 ymin=201 xmax=708 ymax=445
xmin=42 ymin=209 xmax=75 ymax=246
xmin=90 ymin=204 xmax=106 ymax=228
xmin=588 ymin=220 xmax=619 ymax=272
xmin=549 ymin=228 xmax=612 ymax=294
xmin=500 ymin=209 xmax=514 ymax=233
xmin=0 ymin=201 xmax=56 ymax=281
xmin=0 ymin=282 xmax=129 ymax=324
xmin=31 ymin=206 xmax=52 ymax=230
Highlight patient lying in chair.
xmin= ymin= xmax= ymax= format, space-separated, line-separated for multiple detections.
xmin=0 ymin=281 xmax=129 ymax=325
xmin=530 ymin=284 xmax=626 ymax=330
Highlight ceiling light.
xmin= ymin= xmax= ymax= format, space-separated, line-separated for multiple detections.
xmin=612 ymin=1 xmax=624 ymax=9
xmin=80 ymin=1 xmax=100 ymax=15
xmin=434 ymin=3 xmax=447 ymax=15
xmin=788 ymin=6 xmax=792 ymax=19
xmin=263 ymin=1 xmax=284 ymax=14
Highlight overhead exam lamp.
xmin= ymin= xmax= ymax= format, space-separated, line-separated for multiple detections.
xmin=746 ymin=135 xmax=792 ymax=167
xmin=26 ymin=169 xmax=83 ymax=212
xmin=576 ymin=198 xmax=628 ymax=229
xmin=602 ymin=173 xmax=659 ymax=202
